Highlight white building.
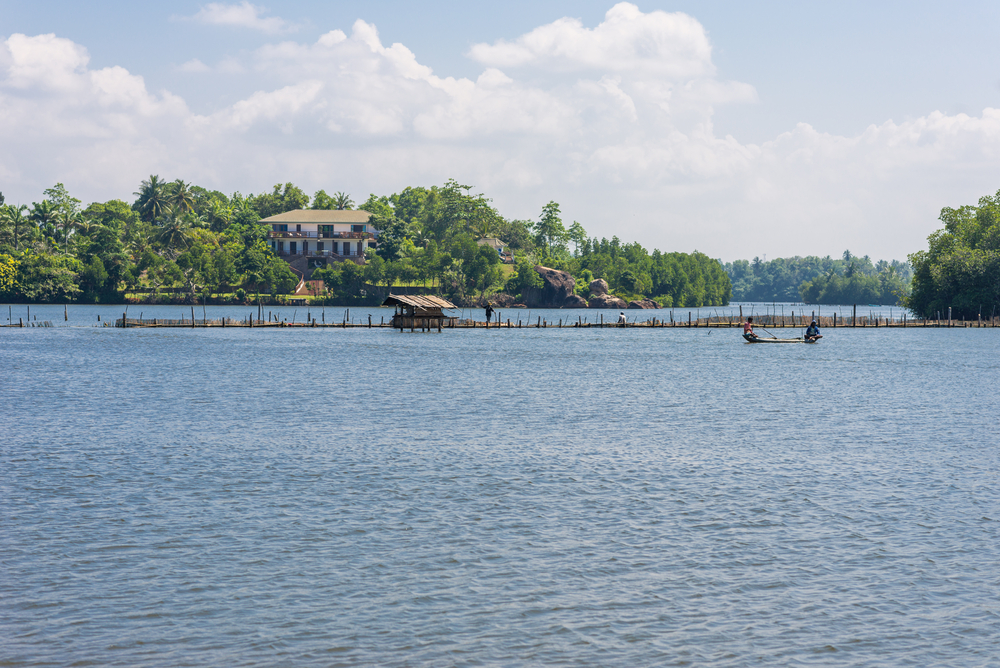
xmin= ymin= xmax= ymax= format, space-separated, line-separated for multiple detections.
xmin=262 ymin=209 xmax=378 ymax=259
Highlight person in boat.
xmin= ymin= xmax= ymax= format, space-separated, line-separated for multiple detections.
xmin=743 ymin=316 xmax=757 ymax=341
xmin=805 ymin=319 xmax=822 ymax=342
xmin=618 ymin=311 xmax=627 ymax=326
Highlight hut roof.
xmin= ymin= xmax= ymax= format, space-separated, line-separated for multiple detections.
xmin=476 ymin=237 xmax=507 ymax=250
xmin=382 ymin=294 xmax=457 ymax=310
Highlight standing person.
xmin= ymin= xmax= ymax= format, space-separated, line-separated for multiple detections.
xmin=805 ymin=319 xmax=822 ymax=342
xmin=743 ymin=316 xmax=757 ymax=341
xmin=485 ymin=302 xmax=495 ymax=326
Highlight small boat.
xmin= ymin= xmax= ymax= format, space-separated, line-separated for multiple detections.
xmin=744 ymin=334 xmax=803 ymax=344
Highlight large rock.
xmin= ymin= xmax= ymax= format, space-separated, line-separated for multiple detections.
xmin=521 ymin=265 xmax=583 ymax=308
xmin=589 ymin=278 xmax=609 ymax=296
xmin=563 ymin=295 xmax=588 ymax=308
xmin=489 ymin=293 xmax=515 ymax=308
xmin=627 ymin=299 xmax=661 ymax=309
xmin=588 ymin=294 xmax=628 ymax=309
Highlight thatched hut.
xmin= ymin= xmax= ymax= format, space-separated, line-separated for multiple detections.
xmin=383 ymin=294 xmax=458 ymax=331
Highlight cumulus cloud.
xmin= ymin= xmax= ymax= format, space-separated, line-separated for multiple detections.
xmin=188 ymin=2 xmax=293 ymax=34
xmin=2 ymin=12 xmax=1000 ymax=260
xmin=468 ymin=2 xmax=713 ymax=77
xmin=178 ymin=58 xmax=210 ymax=73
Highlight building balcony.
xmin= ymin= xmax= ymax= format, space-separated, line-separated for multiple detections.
xmin=269 ymin=231 xmax=374 ymax=239
xmin=274 ymin=249 xmax=366 ymax=258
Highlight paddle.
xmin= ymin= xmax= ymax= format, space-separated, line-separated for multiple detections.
xmin=757 ymin=325 xmax=778 ymax=339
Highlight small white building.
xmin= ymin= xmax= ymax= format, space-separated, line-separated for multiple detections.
xmin=476 ymin=237 xmax=513 ymax=263
xmin=262 ymin=210 xmax=378 ymax=259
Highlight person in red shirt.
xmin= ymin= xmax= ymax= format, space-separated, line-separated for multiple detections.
xmin=743 ymin=316 xmax=757 ymax=341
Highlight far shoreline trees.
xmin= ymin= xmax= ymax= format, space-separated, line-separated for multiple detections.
xmin=724 ymin=252 xmax=912 ymax=306
xmin=907 ymin=189 xmax=1000 ymax=319
xmin=2 ymin=174 xmax=951 ymax=309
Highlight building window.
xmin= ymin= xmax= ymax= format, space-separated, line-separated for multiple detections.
xmin=303 ymin=241 xmax=308 ymax=253
xmin=317 ymin=242 xmax=324 ymax=252
xmin=352 ymin=224 xmax=365 ymax=233
xmin=290 ymin=242 xmax=297 ymax=254
xmin=296 ymin=224 xmax=302 ymax=232
xmin=332 ymin=241 xmax=339 ymax=255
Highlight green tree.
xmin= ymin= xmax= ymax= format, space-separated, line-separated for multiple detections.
xmin=0 ymin=204 xmax=32 ymax=251
xmin=155 ymin=213 xmax=196 ymax=254
xmin=567 ymin=221 xmax=587 ymax=256
xmin=79 ymin=255 xmax=109 ymax=300
xmin=333 ymin=191 xmax=354 ymax=210
xmin=168 ymin=179 xmax=196 ymax=214
xmin=133 ymin=175 xmax=170 ymax=222
xmin=535 ymin=201 xmax=567 ymax=251
xmin=465 ymin=244 xmax=502 ymax=298
xmin=908 ymin=191 xmax=1000 ymax=318
xmin=0 ymin=253 xmax=18 ymax=297
xmin=311 ymin=190 xmax=335 ymax=210
xmin=253 ymin=183 xmax=310 ymax=218
xmin=43 ymin=183 xmax=82 ymax=217
xmin=16 ymin=252 xmax=82 ymax=302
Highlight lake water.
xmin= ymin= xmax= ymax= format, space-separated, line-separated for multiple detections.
xmin=2 ymin=305 xmax=998 ymax=666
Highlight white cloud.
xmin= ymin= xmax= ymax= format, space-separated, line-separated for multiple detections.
xmin=177 ymin=58 xmax=210 ymax=73
xmin=4 ymin=32 xmax=89 ymax=91
xmin=211 ymin=80 xmax=323 ymax=131
xmin=468 ymin=2 xmax=713 ymax=77
xmin=189 ymin=2 xmax=293 ymax=34
xmin=2 ymin=13 xmax=1000 ymax=261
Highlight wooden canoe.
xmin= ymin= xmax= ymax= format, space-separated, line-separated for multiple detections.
xmin=743 ymin=334 xmax=803 ymax=343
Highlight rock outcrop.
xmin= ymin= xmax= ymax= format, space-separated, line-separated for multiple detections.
xmin=589 ymin=278 xmax=609 ymax=296
xmin=521 ymin=266 xmax=586 ymax=308
xmin=627 ymin=299 xmax=661 ymax=309
xmin=588 ymin=293 xmax=628 ymax=309
xmin=489 ymin=293 xmax=515 ymax=308
xmin=563 ymin=295 xmax=588 ymax=308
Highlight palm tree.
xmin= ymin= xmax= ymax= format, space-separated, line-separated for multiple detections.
xmin=155 ymin=212 xmax=195 ymax=255
xmin=1 ymin=204 xmax=29 ymax=251
xmin=74 ymin=217 xmax=95 ymax=237
xmin=134 ymin=175 xmax=169 ymax=222
xmin=333 ymin=191 xmax=354 ymax=210
xmin=56 ymin=210 xmax=82 ymax=253
xmin=207 ymin=199 xmax=232 ymax=232
xmin=168 ymin=179 xmax=195 ymax=214
xmin=30 ymin=200 xmax=60 ymax=248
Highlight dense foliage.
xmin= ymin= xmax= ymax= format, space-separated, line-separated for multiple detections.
xmin=315 ymin=182 xmax=731 ymax=307
xmin=0 ymin=177 xmax=730 ymax=306
xmin=907 ymin=190 xmax=1000 ymax=319
xmin=724 ymin=252 xmax=911 ymax=305
xmin=0 ymin=180 xmax=302 ymax=303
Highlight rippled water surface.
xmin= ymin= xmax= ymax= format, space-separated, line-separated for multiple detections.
xmin=2 ymin=309 xmax=999 ymax=666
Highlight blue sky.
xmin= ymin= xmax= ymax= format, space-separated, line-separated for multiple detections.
xmin=3 ymin=1 xmax=1000 ymax=260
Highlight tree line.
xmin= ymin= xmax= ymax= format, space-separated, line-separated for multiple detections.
xmin=907 ymin=189 xmax=1000 ymax=319
xmin=318 ymin=181 xmax=731 ymax=307
xmin=0 ymin=178 xmax=733 ymax=308
xmin=723 ymin=252 xmax=912 ymax=306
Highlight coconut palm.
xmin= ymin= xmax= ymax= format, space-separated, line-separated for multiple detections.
xmin=0 ymin=204 xmax=29 ymax=251
xmin=134 ymin=175 xmax=170 ymax=222
xmin=155 ymin=212 xmax=195 ymax=254
xmin=333 ymin=191 xmax=354 ymax=210
xmin=206 ymin=199 xmax=232 ymax=232
xmin=30 ymin=199 xmax=60 ymax=248
xmin=168 ymin=179 xmax=195 ymax=214
xmin=56 ymin=210 xmax=82 ymax=253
